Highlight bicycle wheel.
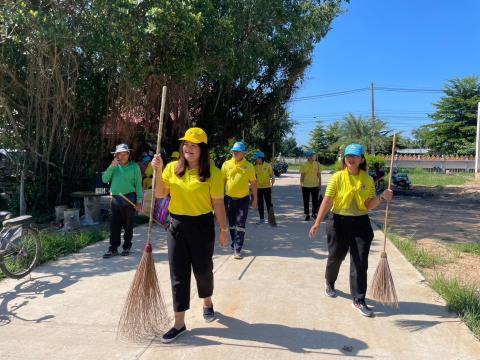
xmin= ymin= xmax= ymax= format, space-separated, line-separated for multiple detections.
xmin=0 ymin=227 xmax=41 ymax=279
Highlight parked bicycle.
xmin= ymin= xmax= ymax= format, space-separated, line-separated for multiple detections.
xmin=0 ymin=211 xmax=41 ymax=279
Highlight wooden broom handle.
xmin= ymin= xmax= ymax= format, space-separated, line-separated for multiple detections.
xmin=147 ymin=86 xmax=167 ymax=245
xmin=382 ymin=133 xmax=396 ymax=252
xmin=118 ymin=194 xmax=163 ymax=227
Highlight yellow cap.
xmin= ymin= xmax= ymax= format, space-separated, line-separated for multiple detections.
xmin=179 ymin=127 xmax=208 ymax=144
xmin=171 ymin=151 xmax=180 ymax=159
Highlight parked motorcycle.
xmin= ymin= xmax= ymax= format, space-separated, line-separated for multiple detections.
xmin=392 ymin=169 xmax=411 ymax=190
xmin=273 ymin=162 xmax=288 ymax=177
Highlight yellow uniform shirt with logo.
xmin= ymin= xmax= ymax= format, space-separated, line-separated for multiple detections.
xmin=300 ymin=161 xmax=320 ymax=187
xmin=254 ymin=162 xmax=273 ymax=189
xmin=325 ymin=168 xmax=375 ymax=216
xmin=221 ymin=158 xmax=256 ymax=198
xmin=162 ymin=161 xmax=224 ymax=216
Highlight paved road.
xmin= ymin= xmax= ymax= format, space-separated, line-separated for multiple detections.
xmin=1 ymin=173 xmax=479 ymax=359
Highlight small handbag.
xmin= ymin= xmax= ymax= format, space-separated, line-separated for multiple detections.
xmin=153 ymin=195 xmax=170 ymax=229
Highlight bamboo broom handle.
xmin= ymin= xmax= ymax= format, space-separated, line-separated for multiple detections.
xmin=118 ymin=194 xmax=164 ymax=227
xmin=382 ymin=133 xmax=396 ymax=252
xmin=147 ymin=86 xmax=167 ymax=246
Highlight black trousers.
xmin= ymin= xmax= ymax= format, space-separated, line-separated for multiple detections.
xmin=325 ymin=214 xmax=374 ymax=301
xmin=302 ymin=186 xmax=319 ymax=216
xmin=257 ymin=188 xmax=272 ymax=220
xmin=224 ymin=195 xmax=249 ymax=252
xmin=167 ymin=212 xmax=215 ymax=312
xmin=109 ymin=196 xmax=135 ymax=251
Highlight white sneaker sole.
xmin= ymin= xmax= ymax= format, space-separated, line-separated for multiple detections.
xmin=161 ymin=329 xmax=186 ymax=344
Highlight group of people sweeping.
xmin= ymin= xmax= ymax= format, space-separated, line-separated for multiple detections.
xmin=104 ymin=126 xmax=393 ymax=343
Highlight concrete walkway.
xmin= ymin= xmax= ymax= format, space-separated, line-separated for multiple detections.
xmin=1 ymin=173 xmax=479 ymax=359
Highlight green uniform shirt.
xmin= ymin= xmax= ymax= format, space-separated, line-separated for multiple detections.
xmin=102 ymin=162 xmax=143 ymax=204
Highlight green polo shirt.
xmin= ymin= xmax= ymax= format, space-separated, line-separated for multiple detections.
xmin=102 ymin=162 xmax=143 ymax=204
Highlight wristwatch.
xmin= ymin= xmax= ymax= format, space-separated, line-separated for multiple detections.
xmin=221 ymin=228 xmax=229 ymax=232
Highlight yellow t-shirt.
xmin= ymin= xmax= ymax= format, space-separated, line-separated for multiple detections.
xmin=221 ymin=158 xmax=256 ymax=198
xmin=254 ymin=162 xmax=273 ymax=189
xmin=143 ymin=163 xmax=154 ymax=189
xmin=162 ymin=161 xmax=224 ymax=216
xmin=325 ymin=169 xmax=375 ymax=216
xmin=300 ymin=161 xmax=320 ymax=187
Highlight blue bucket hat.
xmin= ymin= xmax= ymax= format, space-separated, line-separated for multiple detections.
xmin=253 ymin=150 xmax=265 ymax=160
xmin=231 ymin=141 xmax=246 ymax=152
xmin=305 ymin=151 xmax=314 ymax=157
xmin=344 ymin=143 xmax=365 ymax=157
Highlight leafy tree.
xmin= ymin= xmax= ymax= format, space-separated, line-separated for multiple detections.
xmin=419 ymin=77 xmax=480 ymax=155
xmin=309 ymin=121 xmax=329 ymax=153
xmin=278 ymin=137 xmax=303 ymax=157
xmin=329 ymin=113 xmax=391 ymax=154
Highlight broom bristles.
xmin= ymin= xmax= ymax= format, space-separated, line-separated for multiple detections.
xmin=268 ymin=207 xmax=277 ymax=227
xmin=370 ymin=252 xmax=399 ymax=308
xmin=117 ymin=244 xmax=170 ymax=341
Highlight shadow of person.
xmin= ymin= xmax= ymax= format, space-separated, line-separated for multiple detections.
xmin=156 ymin=312 xmax=369 ymax=356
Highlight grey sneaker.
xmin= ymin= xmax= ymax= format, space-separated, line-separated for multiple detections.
xmin=102 ymin=249 xmax=118 ymax=259
xmin=325 ymin=282 xmax=337 ymax=298
xmin=203 ymin=305 xmax=215 ymax=323
xmin=233 ymin=251 xmax=243 ymax=259
xmin=352 ymin=300 xmax=374 ymax=317
xmin=256 ymin=219 xmax=265 ymax=225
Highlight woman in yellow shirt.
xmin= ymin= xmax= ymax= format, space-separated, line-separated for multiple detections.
xmin=151 ymin=127 xmax=228 ymax=343
xmin=300 ymin=151 xmax=321 ymax=221
xmin=308 ymin=144 xmax=393 ymax=317
xmin=253 ymin=151 xmax=274 ymax=224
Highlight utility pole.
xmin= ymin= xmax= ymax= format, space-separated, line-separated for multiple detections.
xmin=371 ymin=82 xmax=375 ymax=121
xmin=475 ymin=102 xmax=480 ymax=181
xmin=371 ymin=82 xmax=375 ymax=154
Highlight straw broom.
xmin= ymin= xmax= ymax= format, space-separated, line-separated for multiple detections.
xmin=370 ymin=133 xmax=399 ymax=307
xmin=267 ymin=143 xmax=277 ymax=227
xmin=267 ymin=189 xmax=277 ymax=227
xmin=117 ymin=86 xmax=170 ymax=340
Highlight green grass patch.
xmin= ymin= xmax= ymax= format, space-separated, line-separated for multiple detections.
xmin=0 ymin=229 xmax=107 ymax=281
xmin=431 ymin=276 xmax=480 ymax=339
xmin=396 ymin=168 xmax=474 ymax=186
xmin=450 ymin=243 xmax=480 ymax=256
xmin=39 ymin=229 xmax=108 ymax=264
xmin=388 ymin=232 xmax=443 ymax=268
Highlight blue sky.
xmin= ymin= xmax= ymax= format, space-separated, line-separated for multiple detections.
xmin=289 ymin=0 xmax=480 ymax=146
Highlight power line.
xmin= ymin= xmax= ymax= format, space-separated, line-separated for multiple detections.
xmin=290 ymin=85 xmax=444 ymax=102
xmin=290 ymin=87 xmax=369 ymax=102
xmin=376 ymin=86 xmax=443 ymax=93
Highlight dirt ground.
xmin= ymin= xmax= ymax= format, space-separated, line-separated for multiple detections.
xmin=369 ymin=182 xmax=480 ymax=287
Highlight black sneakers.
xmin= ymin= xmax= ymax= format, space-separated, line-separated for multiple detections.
xmin=120 ymin=249 xmax=130 ymax=256
xmin=304 ymin=215 xmax=311 ymax=221
xmin=325 ymin=282 xmax=337 ymax=298
xmin=102 ymin=249 xmax=118 ymax=259
xmin=161 ymin=325 xmax=187 ymax=343
xmin=352 ymin=299 xmax=374 ymax=317
xmin=203 ymin=305 xmax=215 ymax=323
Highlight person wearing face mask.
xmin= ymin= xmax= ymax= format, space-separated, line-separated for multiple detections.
xmin=221 ymin=141 xmax=257 ymax=259
xmin=151 ymin=127 xmax=228 ymax=343
xmin=308 ymin=144 xmax=393 ymax=317
xmin=102 ymin=144 xmax=143 ymax=258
